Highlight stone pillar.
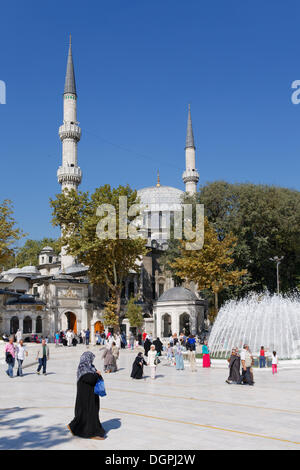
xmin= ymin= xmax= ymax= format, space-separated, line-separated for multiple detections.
xmin=171 ymin=313 xmax=178 ymax=336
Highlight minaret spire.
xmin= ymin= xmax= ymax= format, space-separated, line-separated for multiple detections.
xmin=64 ymin=35 xmax=77 ymax=96
xmin=182 ymin=104 xmax=199 ymax=194
xmin=57 ymin=37 xmax=82 ymax=270
xmin=185 ymin=104 xmax=195 ymax=149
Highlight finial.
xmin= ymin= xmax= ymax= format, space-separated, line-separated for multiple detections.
xmin=69 ymin=34 xmax=72 ymax=47
xmin=156 ymin=170 xmax=161 ymax=187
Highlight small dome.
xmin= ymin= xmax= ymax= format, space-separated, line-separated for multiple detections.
xmin=41 ymin=246 xmax=54 ymax=252
xmin=158 ymin=287 xmax=198 ymax=302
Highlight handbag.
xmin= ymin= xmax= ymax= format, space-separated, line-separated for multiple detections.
xmin=94 ymin=378 xmax=107 ymax=397
xmin=154 ymin=356 xmax=161 ymax=365
xmin=5 ymin=352 xmax=13 ymax=364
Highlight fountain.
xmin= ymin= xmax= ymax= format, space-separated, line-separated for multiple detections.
xmin=208 ymin=292 xmax=300 ymax=359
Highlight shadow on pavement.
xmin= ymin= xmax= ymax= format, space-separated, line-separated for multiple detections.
xmin=0 ymin=407 xmax=71 ymax=450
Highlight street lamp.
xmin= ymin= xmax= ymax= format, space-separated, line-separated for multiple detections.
xmin=269 ymin=256 xmax=284 ymax=294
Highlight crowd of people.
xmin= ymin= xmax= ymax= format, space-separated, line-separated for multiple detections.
xmin=226 ymin=344 xmax=279 ymax=386
xmin=3 ymin=327 xmax=280 ymax=442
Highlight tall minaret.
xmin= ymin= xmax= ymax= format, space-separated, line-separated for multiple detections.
xmin=57 ymin=36 xmax=82 ymax=191
xmin=182 ymin=104 xmax=199 ymax=194
xmin=58 ymin=37 xmax=82 ymax=270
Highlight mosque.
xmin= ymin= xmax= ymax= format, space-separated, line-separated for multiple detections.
xmin=0 ymin=40 xmax=207 ymax=342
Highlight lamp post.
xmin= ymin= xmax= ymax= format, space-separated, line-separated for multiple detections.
xmin=269 ymin=256 xmax=284 ymax=294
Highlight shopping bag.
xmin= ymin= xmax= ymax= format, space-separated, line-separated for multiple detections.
xmin=94 ymin=378 xmax=107 ymax=397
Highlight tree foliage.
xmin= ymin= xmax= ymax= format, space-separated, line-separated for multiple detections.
xmin=191 ymin=182 xmax=300 ymax=296
xmin=125 ymin=296 xmax=144 ymax=328
xmin=50 ymin=184 xmax=148 ymax=326
xmin=14 ymin=238 xmax=60 ymax=267
xmin=171 ymin=217 xmax=247 ymax=316
xmin=103 ymin=294 xmax=119 ymax=328
xmin=0 ymin=200 xmax=24 ymax=268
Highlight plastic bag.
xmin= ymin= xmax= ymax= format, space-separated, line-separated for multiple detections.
xmin=94 ymin=378 xmax=107 ymax=397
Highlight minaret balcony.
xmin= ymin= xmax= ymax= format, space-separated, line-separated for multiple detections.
xmin=57 ymin=165 xmax=82 ymax=185
xmin=59 ymin=123 xmax=81 ymax=142
xmin=182 ymin=168 xmax=199 ymax=184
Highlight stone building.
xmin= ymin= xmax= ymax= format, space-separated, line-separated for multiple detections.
xmin=0 ymin=38 xmax=207 ymax=341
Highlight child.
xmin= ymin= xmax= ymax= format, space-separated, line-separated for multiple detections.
xmin=166 ymin=343 xmax=173 ymax=365
xmin=272 ymin=351 xmax=278 ymax=374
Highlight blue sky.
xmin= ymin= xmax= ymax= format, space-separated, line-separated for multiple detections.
xmin=1 ymin=0 xmax=300 ymax=243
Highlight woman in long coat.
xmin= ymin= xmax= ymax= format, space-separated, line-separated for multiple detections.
xmin=131 ymin=352 xmax=147 ymax=379
xmin=102 ymin=347 xmax=117 ymax=373
xmin=175 ymin=341 xmax=185 ymax=370
xmin=202 ymin=340 xmax=211 ymax=368
xmin=68 ymin=351 xmax=106 ymax=440
xmin=153 ymin=337 xmax=163 ymax=356
xmin=143 ymin=337 xmax=152 ymax=357
xmin=226 ymin=349 xmax=241 ymax=384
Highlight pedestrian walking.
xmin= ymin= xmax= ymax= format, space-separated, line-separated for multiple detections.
xmin=102 ymin=347 xmax=117 ymax=373
xmin=5 ymin=336 xmax=15 ymax=378
xmin=202 ymin=340 xmax=211 ymax=368
xmin=153 ymin=337 xmax=163 ymax=356
xmin=85 ymin=328 xmax=90 ymax=346
xmin=259 ymin=346 xmax=266 ymax=368
xmin=129 ymin=332 xmax=135 ymax=350
xmin=131 ymin=352 xmax=147 ymax=379
xmin=147 ymin=345 xmax=158 ymax=379
xmin=186 ymin=335 xmax=197 ymax=372
xmin=36 ymin=339 xmax=50 ymax=375
xmin=68 ymin=351 xmax=106 ymax=440
xmin=111 ymin=342 xmax=119 ymax=370
xmin=16 ymin=340 xmax=28 ymax=377
xmin=238 ymin=344 xmax=253 ymax=385
xmin=226 ymin=348 xmax=241 ymax=384
xmin=175 ymin=341 xmax=185 ymax=370
xmin=272 ymin=351 xmax=278 ymax=374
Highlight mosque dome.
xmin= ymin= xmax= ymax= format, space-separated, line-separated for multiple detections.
xmin=137 ymin=185 xmax=184 ymax=212
xmin=157 ymin=286 xmax=199 ymax=302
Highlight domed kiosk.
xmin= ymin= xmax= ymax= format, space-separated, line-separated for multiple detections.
xmin=153 ymin=286 xmax=207 ymax=338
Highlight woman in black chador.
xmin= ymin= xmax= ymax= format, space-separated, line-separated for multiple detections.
xmin=131 ymin=352 xmax=147 ymax=379
xmin=153 ymin=337 xmax=163 ymax=356
xmin=143 ymin=337 xmax=152 ymax=356
xmin=68 ymin=351 xmax=106 ymax=440
xmin=226 ymin=348 xmax=241 ymax=384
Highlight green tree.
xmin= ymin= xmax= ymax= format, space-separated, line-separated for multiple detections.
xmin=171 ymin=218 xmax=247 ymax=317
xmin=103 ymin=295 xmax=119 ymax=329
xmin=50 ymin=184 xmax=148 ymax=327
xmin=14 ymin=238 xmax=60 ymax=267
xmin=125 ymin=296 xmax=144 ymax=329
xmin=0 ymin=200 xmax=24 ymax=268
xmin=185 ymin=182 xmax=300 ymax=297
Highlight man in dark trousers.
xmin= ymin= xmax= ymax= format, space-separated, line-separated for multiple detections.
xmin=36 ymin=339 xmax=50 ymax=375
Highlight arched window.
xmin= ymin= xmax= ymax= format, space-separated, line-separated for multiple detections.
xmin=36 ymin=316 xmax=42 ymax=333
xmin=179 ymin=313 xmax=191 ymax=336
xmin=23 ymin=316 xmax=32 ymax=334
xmin=10 ymin=316 xmax=19 ymax=334
xmin=162 ymin=313 xmax=172 ymax=337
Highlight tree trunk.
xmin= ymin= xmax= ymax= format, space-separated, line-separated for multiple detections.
xmin=214 ymin=291 xmax=218 ymax=314
xmin=115 ymin=287 xmax=122 ymax=333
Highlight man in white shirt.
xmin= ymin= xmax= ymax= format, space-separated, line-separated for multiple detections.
xmin=66 ymin=329 xmax=73 ymax=347
xmin=16 ymin=340 xmax=28 ymax=377
xmin=239 ymin=344 xmax=254 ymax=385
